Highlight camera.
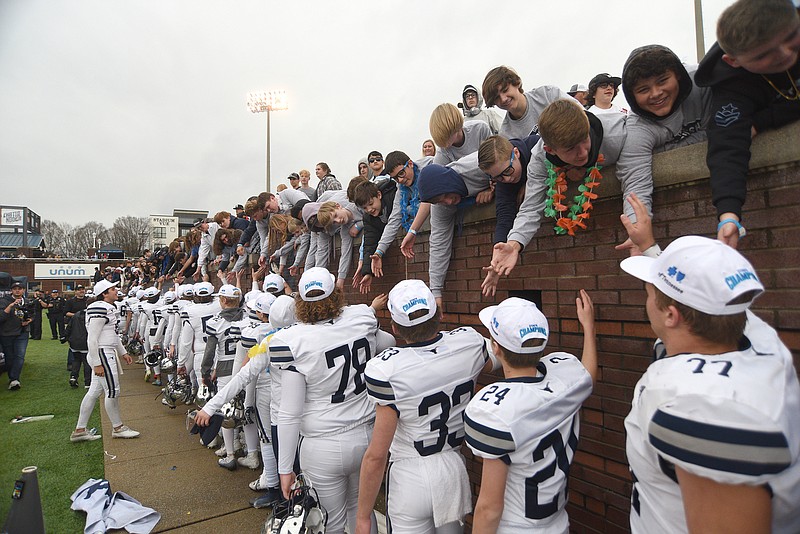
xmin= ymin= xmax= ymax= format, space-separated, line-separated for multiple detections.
xmin=13 ymin=304 xmax=30 ymax=322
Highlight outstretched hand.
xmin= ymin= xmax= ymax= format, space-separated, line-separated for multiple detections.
xmin=490 ymin=241 xmax=521 ymax=277
xmin=575 ymin=289 xmax=594 ymax=332
xmin=481 ymin=267 xmax=500 ymax=297
xmin=616 ymin=193 xmax=655 ymax=255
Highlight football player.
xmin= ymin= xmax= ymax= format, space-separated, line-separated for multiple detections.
xmin=356 ymin=279 xmax=500 ymax=534
xmin=177 ymin=282 xmax=221 ymax=399
xmin=70 ymin=280 xmax=139 ymax=442
xmin=464 ymin=293 xmax=596 ymax=533
xmin=272 ymin=267 xmax=395 ymax=534
xmin=621 ymin=235 xmax=800 ymax=533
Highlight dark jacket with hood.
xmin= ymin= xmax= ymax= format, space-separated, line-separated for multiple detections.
xmin=63 ymin=308 xmax=89 ymax=351
xmin=360 ymin=178 xmax=398 ymax=276
xmin=494 ymin=134 xmax=540 ymax=244
xmin=696 ymin=40 xmax=800 ymax=219
xmin=616 ymin=45 xmax=711 ymax=221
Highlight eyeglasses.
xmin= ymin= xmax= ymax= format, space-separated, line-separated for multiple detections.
xmin=392 ymin=161 xmax=411 ymax=181
xmin=490 ymin=150 xmax=515 ymax=182
xmin=368 ymin=157 xmax=383 ymax=164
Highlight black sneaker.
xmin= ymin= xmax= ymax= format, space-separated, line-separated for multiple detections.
xmin=69 ymin=377 xmax=78 ymax=388
xmin=251 ymin=487 xmax=281 ymax=509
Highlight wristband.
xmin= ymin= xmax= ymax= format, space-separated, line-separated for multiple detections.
xmin=408 ymin=228 xmax=417 ymax=236
xmin=717 ymin=218 xmax=746 ymax=238
xmin=641 ymin=244 xmax=662 ymax=258
xmin=375 ymin=249 xmax=384 ymax=258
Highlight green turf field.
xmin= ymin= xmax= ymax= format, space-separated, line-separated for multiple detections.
xmin=0 ymin=338 xmax=104 ymax=532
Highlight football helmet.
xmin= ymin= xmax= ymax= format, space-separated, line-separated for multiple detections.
xmin=195 ymin=384 xmax=212 ymax=407
xmin=220 ymin=391 xmax=246 ymax=429
xmin=262 ymin=474 xmax=326 ymax=534
xmin=144 ymin=347 xmax=164 ymax=368
xmin=163 ymin=376 xmax=193 ymax=408
xmin=160 ymin=357 xmax=176 ymax=373
xmin=126 ymin=338 xmax=144 ymax=356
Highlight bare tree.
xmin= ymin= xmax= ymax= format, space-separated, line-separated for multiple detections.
xmin=73 ymin=221 xmax=110 ymax=256
xmin=41 ymin=219 xmax=80 ymax=257
xmin=110 ymin=216 xmax=150 ymax=257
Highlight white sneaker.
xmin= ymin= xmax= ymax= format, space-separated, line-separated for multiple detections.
xmin=218 ymin=455 xmax=237 ymax=470
xmin=215 ymin=445 xmax=228 ymax=457
xmin=237 ymin=451 xmax=260 ymax=470
xmin=249 ymin=477 xmax=271 ymax=491
xmin=70 ymin=429 xmax=102 ymax=443
xmin=8 ymin=380 xmax=21 ymax=390
xmin=112 ymin=425 xmax=140 ymax=439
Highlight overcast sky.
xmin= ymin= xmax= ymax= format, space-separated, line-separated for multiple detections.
xmin=0 ymin=0 xmax=732 ymax=228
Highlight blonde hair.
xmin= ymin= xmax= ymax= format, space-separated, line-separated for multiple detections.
xmin=276 ymin=184 xmax=288 ymax=192
xmin=315 ymin=201 xmax=339 ymax=230
xmin=429 ymin=103 xmax=464 ymax=147
xmin=267 ymin=214 xmax=290 ymax=257
xmin=299 ymin=169 xmax=311 ymax=178
xmin=538 ymin=99 xmax=590 ymax=149
xmin=478 ymin=135 xmax=514 ymax=171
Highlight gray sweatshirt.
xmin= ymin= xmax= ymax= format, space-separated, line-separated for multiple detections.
xmin=507 ymin=111 xmax=627 ymax=249
xmin=428 ymin=153 xmax=491 ymax=297
xmin=314 ymin=190 xmax=363 ymax=280
xmin=434 ymin=120 xmax=492 ymax=165
xmin=615 ymin=66 xmax=711 ymax=221
xmin=498 ymin=85 xmax=570 ymax=139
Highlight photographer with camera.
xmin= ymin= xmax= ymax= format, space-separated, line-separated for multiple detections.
xmin=0 ymin=281 xmax=33 ymax=390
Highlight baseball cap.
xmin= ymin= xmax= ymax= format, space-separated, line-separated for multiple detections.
xmin=135 ymin=289 xmax=145 ymax=299
xmin=93 ymin=280 xmax=119 ymax=295
xmin=263 ymin=274 xmax=285 ymax=294
xmin=388 ymin=280 xmax=437 ymax=327
xmin=298 ymin=267 xmax=335 ymax=302
xmin=127 ymin=288 xmax=137 ymax=297
xmin=11 ymin=281 xmax=24 ymax=289
xmin=217 ymin=284 xmax=242 ymax=299
xmin=589 ymin=73 xmax=622 ymax=89
xmin=268 ymin=295 xmax=296 ymax=329
xmin=178 ymin=284 xmax=195 ymax=298
xmin=479 ymin=297 xmax=549 ymax=354
xmin=288 ymin=172 xmax=300 ymax=180
xmin=193 ymin=217 xmax=209 ymax=228
xmin=143 ymin=286 xmax=160 ymax=299
xmin=620 ymin=235 xmax=764 ymax=316
xmin=568 ymin=83 xmax=588 ymax=95
xmin=75 ymin=284 xmax=85 ymax=290
xmin=251 ymin=292 xmax=276 ymax=315
xmin=51 ymin=289 xmax=59 ymax=293
xmin=233 ymin=204 xmax=244 ymax=211
xmin=194 ymin=282 xmax=214 ymax=297
xmin=163 ymin=291 xmax=177 ymax=304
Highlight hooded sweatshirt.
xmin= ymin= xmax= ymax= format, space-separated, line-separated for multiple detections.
xmin=304 ymin=190 xmax=362 ymax=281
xmin=494 ymin=134 xmax=541 ymax=244
xmin=616 ymin=45 xmax=712 ymax=221
xmin=360 ymin=178 xmax=398 ymax=276
xmin=696 ymin=38 xmax=800 ymax=219
xmin=507 ymin=111 xmax=627 ymax=250
xmin=418 ymin=158 xmax=492 ymax=298
xmin=461 ymin=84 xmax=502 ymax=134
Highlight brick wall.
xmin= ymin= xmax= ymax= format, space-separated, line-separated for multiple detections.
xmin=343 ymin=122 xmax=800 ymax=533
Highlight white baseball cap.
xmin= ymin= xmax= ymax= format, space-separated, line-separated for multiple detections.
xmin=479 ymin=297 xmax=549 ymax=354
xmin=135 ymin=289 xmax=146 ymax=299
xmin=217 ymin=284 xmax=242 ymax=298
xmin=388 ymin=280 xmax=437 ymax=327
xmin=251 ymin=293 xmax=276 ymax=315
xmin=269 ymin=295 xmax=297 ymax=328
xmin=194 ymin=282 xmax=214 ymax=297
xmin=127 ymin=288 xmax=137 ymax=297
xmin=263 ymin=274 xmax=285 ymax=294
xmin=143 ymin=287 xmax=160 ymax=299
xmin=299 ymin=267 xmax=335 ymax=302
xmin=94 ymin=280 xmax=119 ymax=296
xmin=163 ymin=291 xmax=177 ymax=304
xmin=621 ymin=235 xmax=764 ymax=316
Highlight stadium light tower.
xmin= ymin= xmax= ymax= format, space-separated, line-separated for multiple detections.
xmin=247 ymin=90 xmax=288 ymax=193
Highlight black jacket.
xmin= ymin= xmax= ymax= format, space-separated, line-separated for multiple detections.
xmin=0 ymin=295 xmax=28 ymax=336
xmin=360 ymin=179 xmax=398 ymax=276
xmin=63 ymin=309 xmax=88 ymax=351
xmin=695 ymin=40 xmax=800 ymax=218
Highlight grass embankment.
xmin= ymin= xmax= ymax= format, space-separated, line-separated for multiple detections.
xmin=0 ymin=338 xmax=104 ymax=532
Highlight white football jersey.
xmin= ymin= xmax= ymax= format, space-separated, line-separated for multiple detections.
xmin=465 ymin=353 xmax=592 ymax=532
xmin=85 ymin=300 xmax=122 ymax=347
xmin=178 ymin=300 xmax=222 ymax=362
xmin=205 ymin=310 xmax=245 ymax=366
xmin=171 ymin=300 xmax=192 ymax=349
xmin=365 ymin=327 xmax=495 ymax=459
xmin=271 ymin=304 xmax=381 ymax=437
xmin=626 ymin=312 xmax=800 ymax=534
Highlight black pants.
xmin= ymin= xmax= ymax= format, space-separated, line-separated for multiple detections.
xmin=70 ymin=350 xmax=92 ymax=386
xmin=48 ymin=314 xmax=65 ymax=339
xmin=30 ymin=315 xmax=42 ymax=340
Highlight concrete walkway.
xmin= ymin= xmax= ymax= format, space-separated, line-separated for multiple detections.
xmin=99 ymin=362 xmax=269 ymax=533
